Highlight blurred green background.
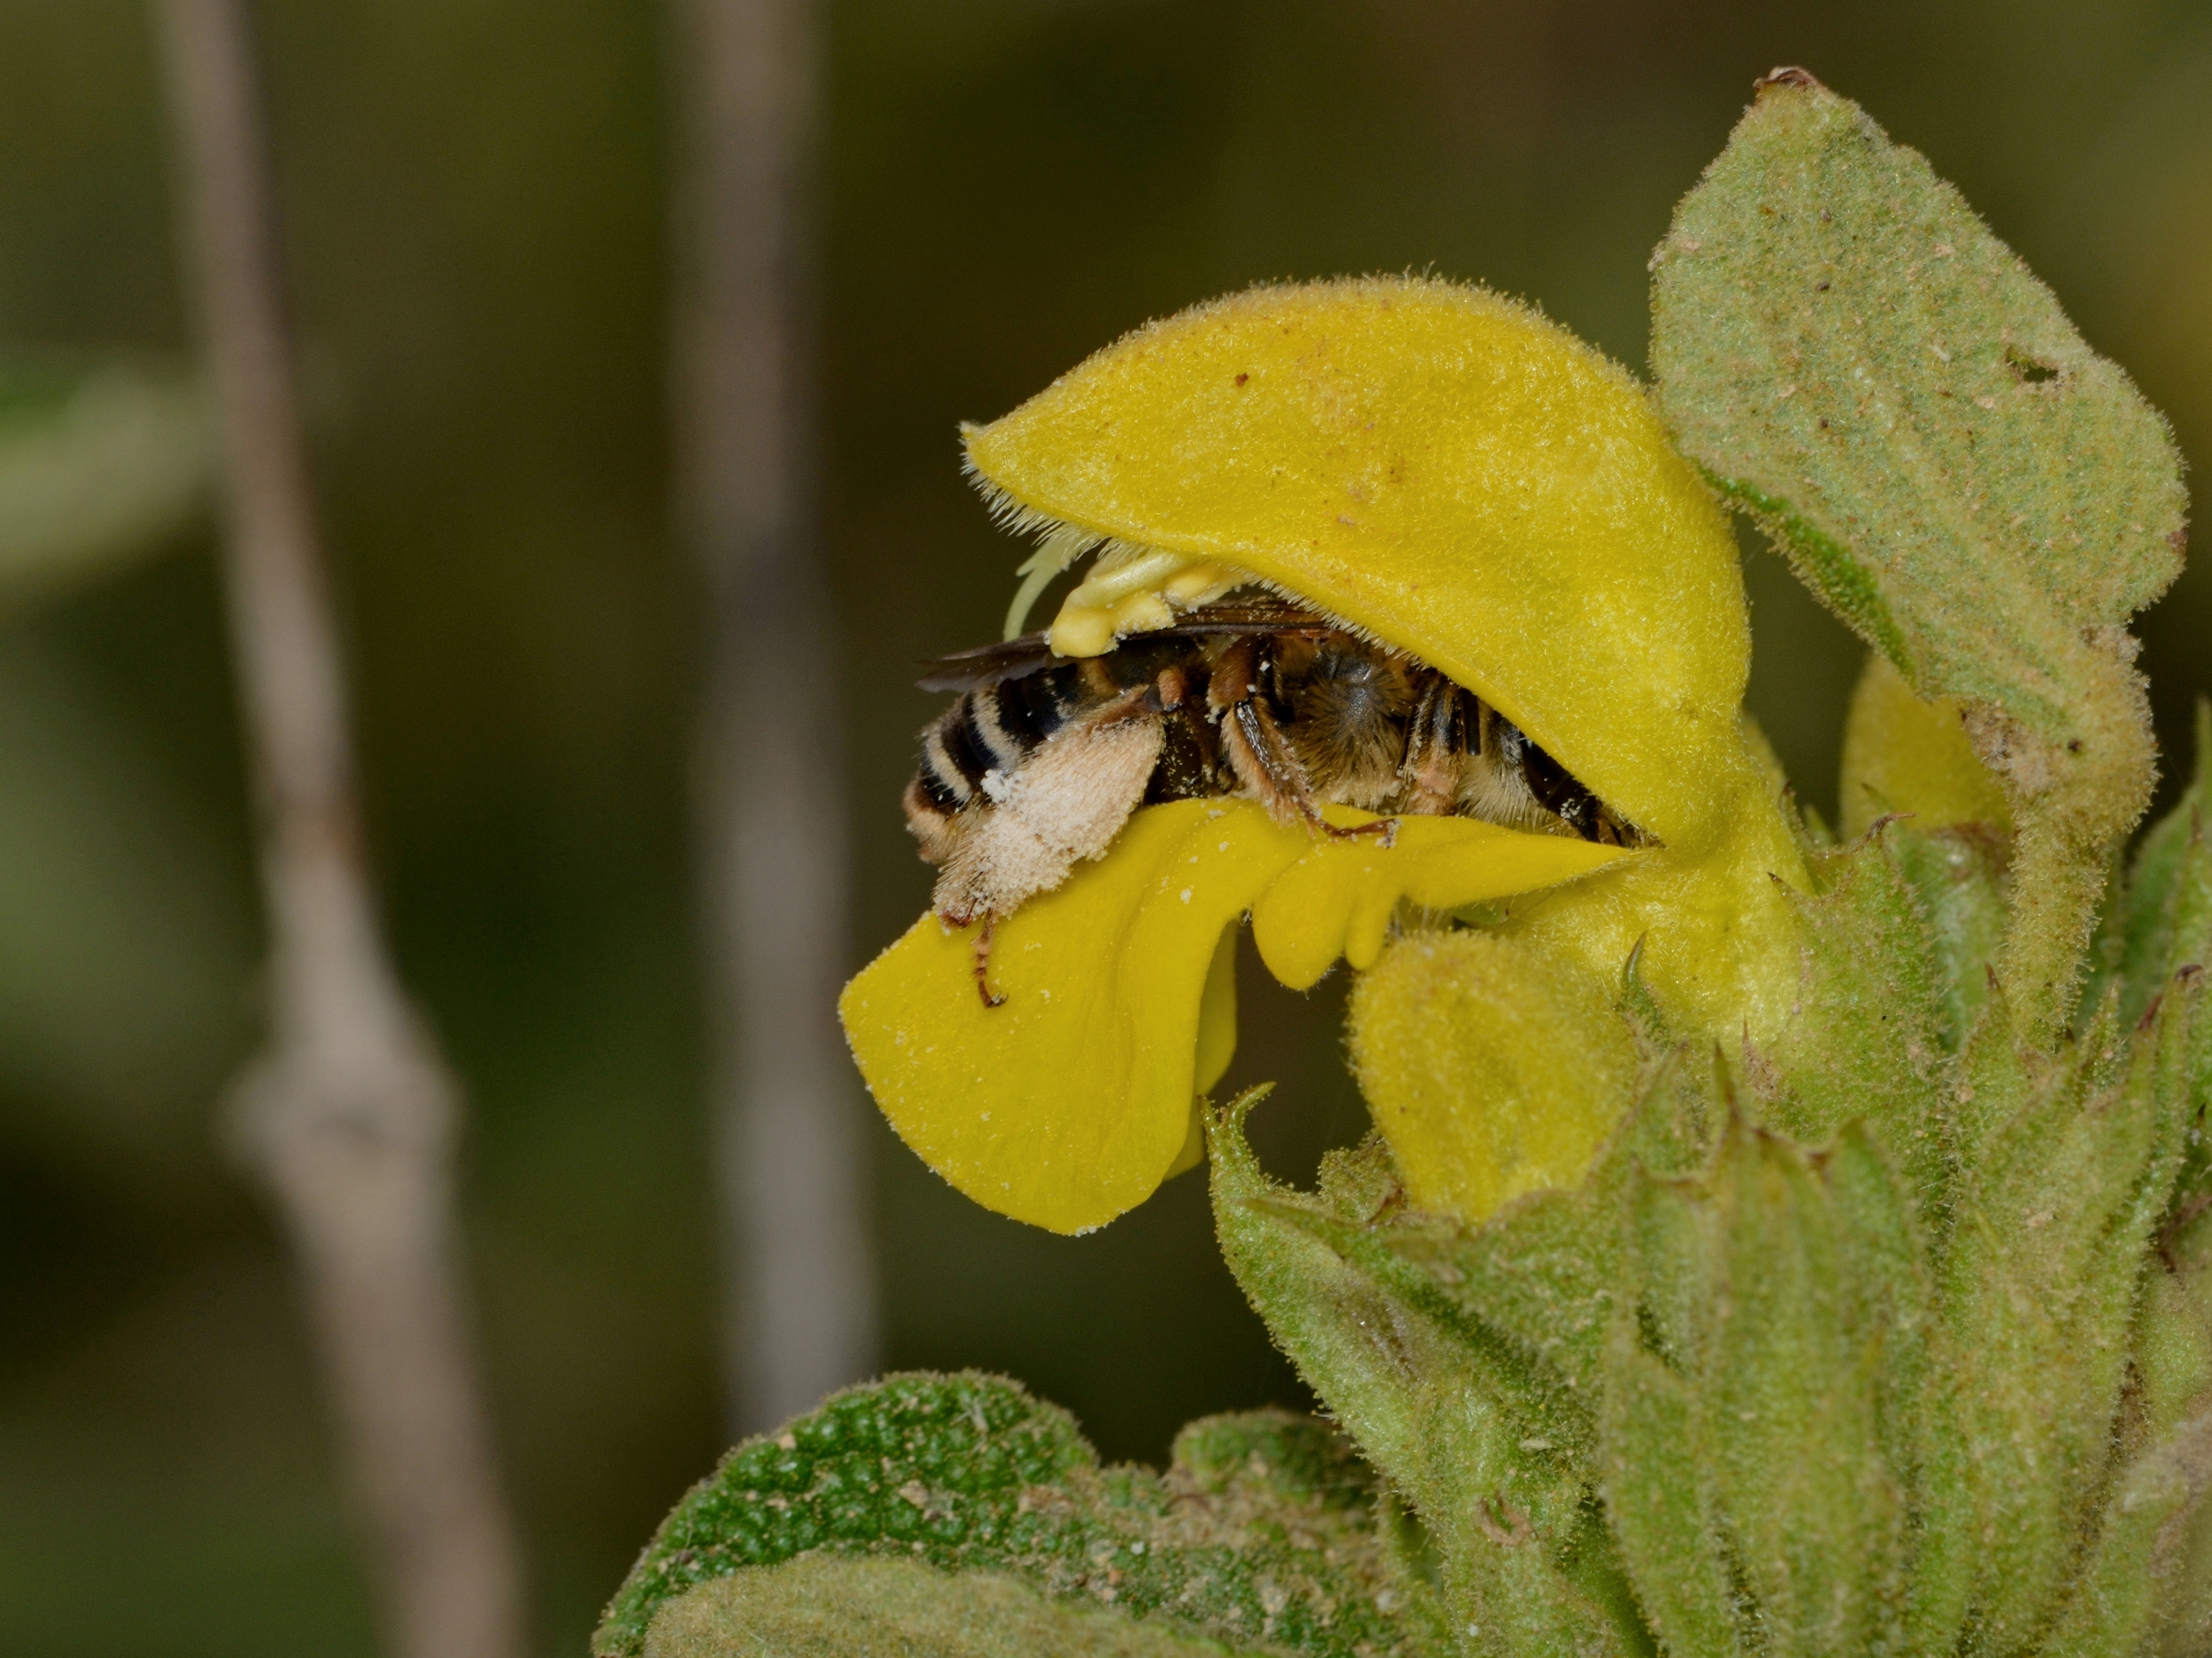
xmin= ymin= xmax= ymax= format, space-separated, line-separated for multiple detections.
xmin=2 ymin=2 xmax=2208 ymax=1653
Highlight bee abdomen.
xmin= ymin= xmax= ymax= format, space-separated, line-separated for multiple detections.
xmin=1503 ymin=721 xmax=1602 ymax=837
xmin=912 ymin=677 xmax=1071 ymax=819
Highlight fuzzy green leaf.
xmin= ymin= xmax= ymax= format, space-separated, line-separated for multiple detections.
xmin=641 ymin=1555 xmax=1253 ymax=1657
xmin=592 ymin=1373 xmax=1437 ymax=1658
xmin=1651 ymin=76 xmax=2185 ymax=698
xmin=1651 ymin=71 xmax=2186 ymax=1036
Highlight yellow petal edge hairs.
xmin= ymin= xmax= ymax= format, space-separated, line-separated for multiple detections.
xmin=840 ymin=276 xmax=1808 ymax=1234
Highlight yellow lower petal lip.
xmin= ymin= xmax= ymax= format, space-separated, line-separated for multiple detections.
xmin=840 ymin=799 xmax=1636 ymax=1234
xmin=1253 ymin=807 xmax=1631 ymax=990
xmin=841 ymin=802 xmax=1301 ymax=1234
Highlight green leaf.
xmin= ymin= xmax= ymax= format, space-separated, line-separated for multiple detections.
xmin=1650 ymin=71 xmax=2187 ymax=1038
xmin=591 ymin=1373 xmax=1438 ymax=1658
xmin=1208 ymin=1097 xmax=1636 ymax=1658
xmin=0 ymin=361 xmax=211 ymax=609
xmin=2083 ymin=703 xmax=2212 ymax=1033
xmin=641 ymin=1555 xmax=1256 ymax=1657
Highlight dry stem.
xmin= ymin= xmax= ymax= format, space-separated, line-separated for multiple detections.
xmin=671 ymin=0 xmax=877 ymax=1432
xmin=151 ymin=3 xmax=526 ymax=1654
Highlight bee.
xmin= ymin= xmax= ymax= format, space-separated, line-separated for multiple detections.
xmin=905 ymin=597 xmax=1638 ymax=1004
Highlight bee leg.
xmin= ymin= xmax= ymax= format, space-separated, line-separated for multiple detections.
xmin=1224 ymin=694 xmax=1395 ymax=844
xmin=1208 ymin=635 xmax=1393 ymax=842
xmin=972 ymin=918 xmax=1006 ymax=1010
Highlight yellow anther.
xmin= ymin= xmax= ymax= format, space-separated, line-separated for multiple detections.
xmin=1161 ymin=561 xmax=1242 ymax=606
xmin=1047 ymin=605 xmax=1117 ymax=658
xmin=1044 ymin=547 xmax=1255 ymax=657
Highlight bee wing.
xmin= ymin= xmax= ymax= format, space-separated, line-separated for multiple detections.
xmin=1148 ymin=598 xmax=1335 ymax=632
xmin=915 ymin=634 xmax=1059 ymax=692
xmin=915 ymin=601 xmax=1335 ymax=693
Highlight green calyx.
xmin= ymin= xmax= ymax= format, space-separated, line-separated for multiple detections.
xmin=1206 ymin=733 xmax=2212 ymax=1654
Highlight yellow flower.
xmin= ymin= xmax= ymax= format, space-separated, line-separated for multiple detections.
xmin=841 ymin=278 xmax=1807 ymax=1233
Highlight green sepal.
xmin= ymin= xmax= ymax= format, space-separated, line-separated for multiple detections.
xmin=1600 ymin=1118 xmax=1927 ymax=1658
xmin=1596 ymin=1284 xmax=1738 ymax=1656
xmin=1937 ymin=976 xmax=2201 ymax=1648
xmin=591 ymin=1372 xmax=1442 ymax=1658
xmin=1885 ymin=823 xmax=2011 ymax=1056
xmin=2131 ymin=1200 xmax=2212 ymax=1654
xmin=1208 ymin=1093 xmax=1638 ymax=1657
xmin=1616 ymin=945 xmax=1729 ymax=1181
xmin=2037 ymin=1402 xmax=2212 ymax=1658
xmin=2082 ymin=704 xmax=2212 ymax=1033
xmin=2044 ymin=1129 xmax=2212 ymax=1658
xmin=1236 ymin=1033 xmax=1719 ymax=1426
xmin=1760 ymin=830 xmax=1958 ymax=1213
xmin=2082 ymin=704 xmax=2212 ymax=1258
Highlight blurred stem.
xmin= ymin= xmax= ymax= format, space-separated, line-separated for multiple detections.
xmin=149 ymin=4 xmax=527 ymax=1657
xmin=671 ymin=0 xmax=877 ymax=1433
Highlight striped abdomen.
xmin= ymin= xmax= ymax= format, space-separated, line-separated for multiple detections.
xmin=906 ymin=640 xmax=1210 ymax=849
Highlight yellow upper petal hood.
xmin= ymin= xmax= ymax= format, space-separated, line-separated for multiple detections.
xmin=963 ymin=277 xmax=1750 ymax=851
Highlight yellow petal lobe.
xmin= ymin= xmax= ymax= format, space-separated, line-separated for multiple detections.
xmin=1349 ymin=930 xmax=1638 ymax=1221
xmin=1192 ymin=921 xmax=1240 ymax=1094
xmin=1502 ymin=796 xmax=1807 ymax=1047
xmin=963 ymin=277 xmax=1749 ymax=852
xmin=1839 ymin=651 xmax=2013 ymax=839
xmin=1251 ymin=808 xmax=1629 ymax=990
xmin=1169 ymin=928 xmax=1246 ymax=1180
